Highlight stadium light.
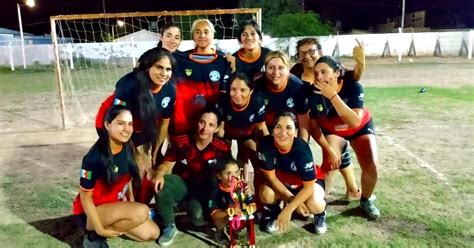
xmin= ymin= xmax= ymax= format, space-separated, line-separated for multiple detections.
xmin=17 ymin=0 xmax=35 ymax=69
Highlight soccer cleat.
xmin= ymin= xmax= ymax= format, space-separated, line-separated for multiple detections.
xmin=346 ymin=188 xmax=362 ymax=201
xmin=314 ymin=211 xmax=327 ymax=234
xmin=82 ymin=232 xmax=109 ymax=248
xmin=158 ymin=224 xmax=179 ymax=247
xmin=360 ymin=195 xmax=381 ymax=220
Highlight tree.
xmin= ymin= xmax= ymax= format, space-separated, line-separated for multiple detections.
xmin=267 ymin=12 xmax=334 ymax=37
xmin=240 ymin=0 xmax=334 ymax=37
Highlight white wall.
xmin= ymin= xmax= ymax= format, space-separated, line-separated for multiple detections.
xmin=0 ymin=30 xmax=472 ymax=67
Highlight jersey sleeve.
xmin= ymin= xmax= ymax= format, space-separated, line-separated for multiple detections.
xmin=79 ymin=154 xmax=101 ymax=191
xmin=256 ymin=137 xmax=275 ymax=171
xmin=294 ymin=139 xmax=316 ymax=182
xmin=114 ymin=74 xmax=135 ymax=107
xmin=95 ymin=93 xmax=115 ymax=129
xmin=253 ymin=95 xmax=266 ymax=124
xmin=295 ymin=83 xmax=310 ymax=115
xmin=160 ymin=83 xmax=176 ymax=119
xmin=346 ymin=81 xmax=365 ymax=109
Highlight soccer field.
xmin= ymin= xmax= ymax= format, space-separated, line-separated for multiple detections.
xmin=0 ymin=57 xmax=473 ymax=247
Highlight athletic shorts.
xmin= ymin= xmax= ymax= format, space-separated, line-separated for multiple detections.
xmin=322 ymin=118 xmax=375 ymax=141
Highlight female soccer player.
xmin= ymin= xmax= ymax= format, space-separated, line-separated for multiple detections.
xmin=73 ymin=105 xmax=160 ymax=247
xmin=254 ymin=50 xmax=304 ymax=129
xmin=157 ymin=22 xmax=182 ymax=52
xmin=95 ymin=47 xmax=176 ymax=202
xmin=257 ymin=112 xmax=327 ymax=234
xmin=152 ymin=106 xmax=231 ymax=246
xmin=227 ymin=19 xmax=271 ymax=83
xmin=309 ymin=55 xmax=381 ymax=220
xmin=170 ymin=19 xmax=232 ymax=138
xmin=294 ymin=38 xmax=361 ymax=200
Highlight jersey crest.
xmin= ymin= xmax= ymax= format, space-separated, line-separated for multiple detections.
xmin=162 ymin=96 xmax=171 ymax=108
xmin=209 ymin=70 xmax=221 ymax=82
xmin=286 ymin=98 xmax=295 ymax=108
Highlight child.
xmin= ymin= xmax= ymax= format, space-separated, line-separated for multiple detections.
xmin=209 ymin=156 xmax=256 ymax=246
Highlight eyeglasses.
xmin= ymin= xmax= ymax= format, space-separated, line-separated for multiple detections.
xmin=297 ymin=48 xmax=318 ymax=58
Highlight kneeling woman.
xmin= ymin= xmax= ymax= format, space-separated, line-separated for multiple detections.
xmin=73 ymin=105 xmax=160 ymax=247
xmin=257 ymin=112 xmax=327 ymax=234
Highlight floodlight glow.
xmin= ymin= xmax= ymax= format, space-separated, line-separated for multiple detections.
xmin=117 ymin=20 xmax=125 ymax=27
xmin=25 ymin=0 xmax=35 ymax=7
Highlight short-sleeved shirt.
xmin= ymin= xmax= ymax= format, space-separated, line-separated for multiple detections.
xmin=95 ymin=72 xmax=176 ymax=132
xmin=290 ymin=62 xmax=356 ymax=81
xmin=72 ymin=144 xmax=134 ymax=215
xmin=209 ymin=183 xmax=234 ymax=213
xmin=164 ymin=135 xmax=231 ymax=184
xmin=170 ymin=50 xmax=232 ymax=136
xmin=255 ymin=74 xmax=304 ymax=129
xmin=257 ymin=136 xmax=316 ymax=189
xmin=307 ymin=79 xmax=371 ymax=137
xmin=217 ymin=93 xmax=266 ymax=141
xmin=233 ymin=47 xmax=271 ymax=84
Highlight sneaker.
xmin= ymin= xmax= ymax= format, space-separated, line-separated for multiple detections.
xmin=214 ymin=227 xmax=230 ymax=247
xmin=360 ymin=195 xmax=380 ymax=220
xmin=262 ymin=204 xmax=280 ymax=234
xmin=188 ymin=199 xmax=205 ymax=226
xmin=158 ymin=224 xmax=179 ymax=247
xmin=83 ymin=232 xmax=109 ymax=248
xmin=265 ymin=219 xmax=278 ymax=234
xmin=314 ymin=211 xmax=327 ymax=234
xmin=346 ymin=188 xmax=362 ymax=201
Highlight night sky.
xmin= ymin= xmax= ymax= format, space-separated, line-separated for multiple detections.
xmin=1 ymin=0 xmax=473 ymax=35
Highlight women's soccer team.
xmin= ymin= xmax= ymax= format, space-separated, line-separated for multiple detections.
xmin=73 ymin=18 xmax=381 ymax=247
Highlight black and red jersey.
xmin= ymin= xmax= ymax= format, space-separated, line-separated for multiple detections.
xmin=170 ymin=50 xmax=232 ymax=136
xmin=254 ymin=75 xmax=304 ymax=129
xmin=209 ymin=183 xmax=234 ymax=214
xmin=307 ymin=79 xmax=371 ymax=137
xmin=217 ymin=93 xmax=266 ymax=141
xmin=233 ymin=47 xmax=271 ymax=84
xmin=72 ymin=144 xmax=135 ymax=215
xmin=257 ymin=136 xmax=316 ymax=189
xmin=164 ymin=135 xmax=231 ymax=183
xmin=95 ymin=72 xmax=176 ymax=132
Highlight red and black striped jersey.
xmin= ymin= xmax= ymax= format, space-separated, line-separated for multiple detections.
xmin=164 ymin=135 xmax=231 ymax=183
xmin=170 ymin=50 xmax=232 ymax=136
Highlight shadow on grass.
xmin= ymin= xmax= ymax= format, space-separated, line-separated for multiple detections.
xmin=340 ymin=206 xmax=370 ymax=219
xmin=29 ymin=215 xmax=83 ymax=248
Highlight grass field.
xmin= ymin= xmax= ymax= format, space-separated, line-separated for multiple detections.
xmin=0 ymin=57 xmax=473 ymax=247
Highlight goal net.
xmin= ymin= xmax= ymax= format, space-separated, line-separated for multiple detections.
xmin=50 ymin=8 xmax=261 ymax=129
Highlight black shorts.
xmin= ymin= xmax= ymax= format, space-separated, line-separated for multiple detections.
xmin=74 ymin=213 xmax=87 ymax=230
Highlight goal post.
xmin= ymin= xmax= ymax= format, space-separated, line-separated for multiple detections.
xmin=50 ymin=8 xmax=261 ymax=129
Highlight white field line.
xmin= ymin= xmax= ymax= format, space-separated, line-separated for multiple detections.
xmin=379 ymin=133 xmax=451 ymax=186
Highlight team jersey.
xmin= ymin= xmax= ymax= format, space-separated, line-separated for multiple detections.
xmin=72 ymin=144 xmax=134 ymax=215
xmin=95 ymin=72 xmax=176 ymax=133
xmin=233 ymin=47 xmax=271 ymax=83
xmin=217 ymin=93 xmax=266 ymax=141
xmin=254 ymin=74 xmax=304 ymax=128
xmin=209 ymin=183 xmax=254 ymax=215
xmin=170 ymin=49 xmax=232 ymax=136
xmin=307 ymin=79 xmax=371 ymax=137
xmin=163 ymin=135 xmax=231 ymax=184
xmin=257 ymin=136 xmax=316 ymax=189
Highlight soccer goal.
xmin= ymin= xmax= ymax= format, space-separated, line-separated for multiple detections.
xmin=50 ymin=8 xmax=261 ymax=129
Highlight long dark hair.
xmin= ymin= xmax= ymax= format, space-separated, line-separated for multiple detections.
xmin=93 ymin=105 xmax=140 ymax=187
xmin=315 ymin=55 xmax=345 ymax=81
xmin=157 ymin=22 xmax=181 ymax=49
xmin=133 ymin=47 xmax=175 ymax=151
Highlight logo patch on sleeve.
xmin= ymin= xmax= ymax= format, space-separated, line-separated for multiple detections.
xmin=80 ymin=169 xmax=92 ymax=180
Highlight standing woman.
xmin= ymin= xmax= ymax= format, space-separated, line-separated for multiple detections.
xmin=73 ymin=105 xmax=160 ymax=247
xmin=294 ymin=38 xmax=361 ymax=200
xmin=95 ymin=47 xmax=176 ymax=203
xmin=157 ymin=22 xmax=182 ymax=52
xmin=227 ymin=19 xmax=271 ymax=82
xmin=309 ymin=56 xmax=381 ymax=220
xmin=170 ymin=19 xmax=232 ymax=138
xmin=257 ymin=112 xmax=327 ymax=234
xmin=254 ymin=50 xmax=303 ymax=129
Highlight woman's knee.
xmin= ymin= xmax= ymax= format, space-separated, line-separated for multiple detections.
xmin=307 ymin=184 xmax=326 ymax=214
xmin=130 ymin=203 xmax=150 ymax=224
xmin=259 ymin=185 xmax=276 ymax=204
